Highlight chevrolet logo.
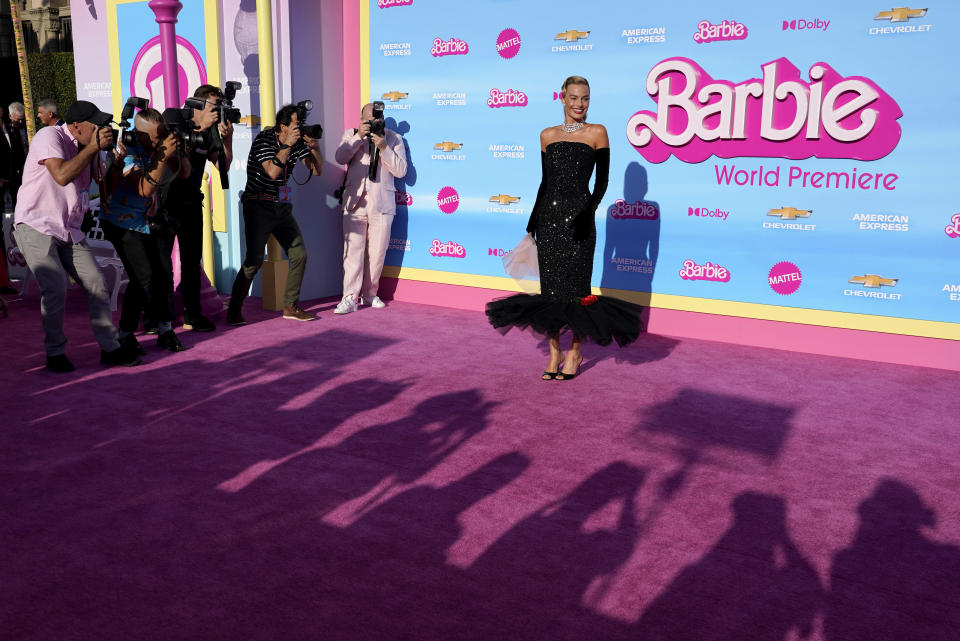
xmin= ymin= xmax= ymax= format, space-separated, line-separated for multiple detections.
xmin=381 ymin=91 xmax=408 ymax=102
xmin=768 ymin=207 xmax=812 ymax=220
xmin=433 ymin=141 xmax=463 ymax=152
xmin=849 ymin=274 xmax=899 ymax=288
xmin=237 ymin=115 xmax=261 ymax=127
xmin=555 ymin=29 xmax=590 ymax=42
xmin=874 ymin=7 xmax=927 ymax=21
xmin=489 ymin=194 xmax=521 ymax=205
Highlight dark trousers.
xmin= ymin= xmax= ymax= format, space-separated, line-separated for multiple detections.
xmin=236 ymin=200 xmax=307 ymax=307
xmin=103 ymin=221 xmax=175 ymax=333
xmin=170 ymin=201 xmax=203 ymax=323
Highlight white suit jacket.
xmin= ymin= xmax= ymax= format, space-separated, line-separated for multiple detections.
xmin=334 ymin=128 xmax=407 ymax=214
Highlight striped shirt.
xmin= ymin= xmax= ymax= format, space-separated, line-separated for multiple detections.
xmin=244 ymin=127 xmax=311 ymax=199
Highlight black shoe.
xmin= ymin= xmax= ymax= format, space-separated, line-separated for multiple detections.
xmin=120 ymin=333 xmax=146 ymax=356
xmin=183 ymin=315 xmax=215 ymax=332
xmin=226 ymin=309 xmax=247 ymax=326
xmin=157 ymin=329 xmax=188 ymax=352
xmin=100 ymin=347 xmax=142 ymax=367
xmin=143 ymin=324 xmax=159 ymax=335
xmin=45 ymin=354 xmax=75 ymax=373
xmin=0 ymin=285 xmax=17 ymax=295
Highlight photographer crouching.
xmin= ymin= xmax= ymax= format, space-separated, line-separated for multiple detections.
xmin=333 ymin=101 xmax=407 ymax=314
xmin=101 ymin=106 xmax=191 ymax=354
xmin=227 ymin=103 xmax=322 ymax=325
xmin=162 ymin=83 xmax=237 ymax=333
xmin=12 ymin=101 xmax=141 ymax=372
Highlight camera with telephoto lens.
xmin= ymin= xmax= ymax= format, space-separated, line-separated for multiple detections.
xmin=184 ymin=81 xmax=243 ymax=127
xmin=367 ymin=101 xmax=385 ymax=137
xmin=162 ymin=107 xmax=213 ymax=150
xmin=114 ymin=96 xmax=149 ymax=148
xmin=295 ymin=100 xmax=323 ymax=139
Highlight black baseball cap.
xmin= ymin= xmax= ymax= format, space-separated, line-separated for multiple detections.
xmin=64 ymin=101 xmax=113 ymax=127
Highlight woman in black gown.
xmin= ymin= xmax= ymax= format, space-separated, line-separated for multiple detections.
xmin=486 ymin=76 xmax=643 ymax=380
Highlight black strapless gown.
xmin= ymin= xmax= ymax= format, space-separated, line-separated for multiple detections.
xmin=486 ymin=141 xmax=644 ymax=347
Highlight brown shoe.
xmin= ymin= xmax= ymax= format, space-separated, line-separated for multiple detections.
xmin=282 ymin=302 xmax=316 ymax=322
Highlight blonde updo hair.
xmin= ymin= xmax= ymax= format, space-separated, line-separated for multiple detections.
xmin=561 ymin=75 xmax=590 ymax=97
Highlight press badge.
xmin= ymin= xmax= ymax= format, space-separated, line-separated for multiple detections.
xmin=278 ymin=186 xmax=292 ymax=203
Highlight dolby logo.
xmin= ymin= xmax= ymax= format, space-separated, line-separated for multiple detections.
xmin=782 ymin=18 xmax=830 ymax=31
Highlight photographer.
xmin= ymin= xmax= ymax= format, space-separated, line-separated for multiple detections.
xmin=101 ymin=107 xmax=191 ymax=355
xmin=227 ymin=103 xmax=322 ymax=325
xmin=12 ymin=101 xmax=140 ymax=372
xmin=162 ymin=84 xmax=234 ymax=333
xmin=333 ymin=102 xmax=407 ymax=315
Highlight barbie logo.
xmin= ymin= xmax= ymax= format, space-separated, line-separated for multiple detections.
xmin=626 ymin=57 xmax=903 ymax=163
xmin=437 ymin=186 xmax=460 ymax=213
xmin=432 ymin=37 xmax=469 ymax=57
xmin=612 ymin=199 xmax=659 ymax=219
xmin=693 ymin=19 xmax=748 ymax=43
xmin=377 ymin=0 xmax=412 ymax=7
xmin=487 ymin=88 xmax=528 ymax=108
xmin=945 ymin=213 xmax=960 ymax=238
xmin=396 ymin=191 xmax=412 ymax=206
xmin=679 ymin=259 xmax=730 ymax=282
xmin=496 ymin=28 xmax=522 ymax=59
xmin=430 ymin=240 xmax=466 ymax=258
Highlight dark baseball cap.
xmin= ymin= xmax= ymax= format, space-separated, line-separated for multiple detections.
xmin=64 ymin=101 xmax=113 ymax=127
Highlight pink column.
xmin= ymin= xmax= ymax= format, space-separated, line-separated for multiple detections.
xmin=148 ymin=0 xmax=183 ymax=109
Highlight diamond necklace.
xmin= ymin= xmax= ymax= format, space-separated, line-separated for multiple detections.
xmin=561 ymin=121 xmax=585 ymax=133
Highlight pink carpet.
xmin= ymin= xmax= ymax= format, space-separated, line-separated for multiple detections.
xmin=1 ymin=288 xmax=958 ymax=640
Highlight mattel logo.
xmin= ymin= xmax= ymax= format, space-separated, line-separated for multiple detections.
xmin=496 ymin=28 xmax=521 ymax=59
xmin=688 ymin=206 xmax=729 ymax=221
xmin=679 ymin=259 xmax=730 ymax=282
xmin=431 ymin=37 xmax=468 ymax=57
xmin=782 ymin=18 xmax=830 ymax=31
xmin=395 ymin=191 xmax=412 ymax=206
xmin=437 ymin=186 xmax=459 ymax=213
xmin=612 ymin=199 xmax=659 ymax=219
xmin=693 ymin=19 xmax=748 ymax=43
xmin=377 ymin=0 xmax=412 ymax=8
xmin=430 ymin=240 xmax=466 ymax=258
xmin=768 ymin=261 xmax=802 ymax=295
xmin=488 ymin=248 xmax=513 ymax=257
xmin=487 ymin=88 xmax=528 ymax=108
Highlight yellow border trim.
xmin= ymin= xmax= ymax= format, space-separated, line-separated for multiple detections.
xmin=360 ymin=0 xmax=370 ymax=105
xmin=203 ymin=0 xmax=228 ymax=233
xmin=381 ymin=266 xmax=960 ymax=341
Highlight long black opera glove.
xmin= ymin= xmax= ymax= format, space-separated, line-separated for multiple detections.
xmin=525 ymin=151 xmax=548 ymax=239
xmin=572 ymin=147 xmax=610 ymax=241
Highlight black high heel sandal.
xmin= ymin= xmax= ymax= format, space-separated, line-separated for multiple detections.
xmin=556 ymin=355 xmax=583 ymax=381
xmin=542 ymin=353 xmax=564 ymax=380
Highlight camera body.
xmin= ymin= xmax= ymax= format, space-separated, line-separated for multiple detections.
xmin=367 ymin=101 xmax=385 ymax=137
xmin=295 ymin=100 xmax=323 ymax=139
xmin=163 ymin=107 xmax=213 ymax=150
xmin=114 ymin=96 xmax=149 ymax=148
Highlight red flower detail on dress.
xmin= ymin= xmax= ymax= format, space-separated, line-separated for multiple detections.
xmin=580 ymin=295 xmax=598 ymax=306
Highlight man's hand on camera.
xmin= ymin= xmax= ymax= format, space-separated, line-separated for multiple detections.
xmin=96 ymin=126 xmax=115 ymax=151
xmin=358 ymin=121 xmax=372 ymax=138
xmin=159 ymin=133 xmax=178 ymax=160
xmin=371 ymin=133 xmax=386 ymax=151
xmin=196 ymin=103 xmax=219 ymax=131
xmin=113 ymin=141 xmax=128 ymax=162
xmin=302 ymin=134 xmax=319 ymax=150
xmin=281 ymin=125 xmax=301 ymax=147
xmin=219 ymin=120 xmax=233 ymax=140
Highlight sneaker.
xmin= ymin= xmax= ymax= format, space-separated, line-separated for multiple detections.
xmin=183 ymin=315 xmax=215 ymax=332
xmin=226 ymin=310 xmax=247 ymax=326
xmin=46 ymin=353 xmax=76 ymax=373
xmin=334 ymin=296 xmax=358 ymax=315
xmin=100 ymin=347 xmax=141 ymax=367
xmin=120 ymin=333 xmax=146 ymax=356
xmin=366 ymin=295 xmax=386 ymax=309
xmin=157 ymin=329 xmax=189 ymax=352
xmin=282 ymin=302 xmax=316 ymax=321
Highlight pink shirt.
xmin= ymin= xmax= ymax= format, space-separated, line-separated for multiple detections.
xmin=14 ymin=123 xmax=93 ymax=243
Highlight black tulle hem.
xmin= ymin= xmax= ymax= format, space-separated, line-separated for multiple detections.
xmin=485 ymin=293 xmax=644 ymax=347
